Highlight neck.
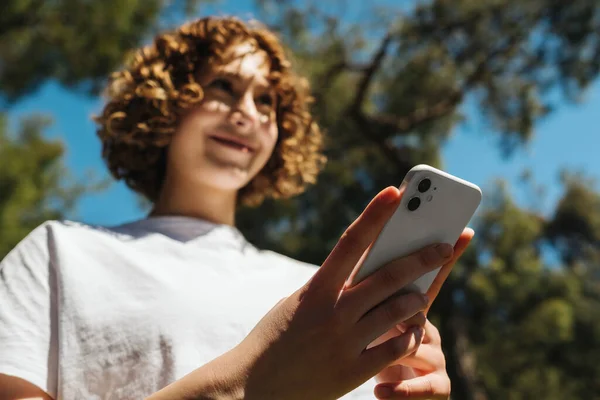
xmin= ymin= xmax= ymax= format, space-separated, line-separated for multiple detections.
xmin=149 ymin=175 xmax=238 ymax=226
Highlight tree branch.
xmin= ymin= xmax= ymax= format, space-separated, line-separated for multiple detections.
xmin=351 ymin=24 xmax=525 ymax=139
xmin=338 ymin=4 xmax=533 ymax=176
xmin=359 ymin=91 xmax=463 ymax=136
xmin=340 ymin=31 xmax=416 ymax=173
xmin=352 ymin=107 xmax=414 ymax=174
xmin=349 ymin=31 xmax=394 ymax=114
xmin=313 ymin=61 xmax=368 ymax=103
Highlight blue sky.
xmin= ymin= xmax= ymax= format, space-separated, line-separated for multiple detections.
xmin=6 ymin=2 xmax=600 ymax=227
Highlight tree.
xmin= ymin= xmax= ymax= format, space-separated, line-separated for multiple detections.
xmin=236 ymin=1 xmax=600 ymax=398
xmin=0 ymin=113 xmax=97 ymax=259
xmin=0 ymin=0 xmax=211 ymax=103
xmin=447 ymin=177 xmax=600 ymax=399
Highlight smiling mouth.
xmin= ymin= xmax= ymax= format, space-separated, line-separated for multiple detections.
xmin=209 ymin=136 xmax=253 ymax=153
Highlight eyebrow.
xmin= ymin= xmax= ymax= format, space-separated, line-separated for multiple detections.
xmin=214 ymin=70 xmax=272 ymax=92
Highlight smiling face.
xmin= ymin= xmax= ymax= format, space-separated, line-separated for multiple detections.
xmin=96 ymin=17 xmax=326 ymax=214
xmin=164 ymin=41 xmax=279 ymax=195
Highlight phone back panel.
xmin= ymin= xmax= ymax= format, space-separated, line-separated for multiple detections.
xmin=350 ymin=165 xmax=482 ymax=293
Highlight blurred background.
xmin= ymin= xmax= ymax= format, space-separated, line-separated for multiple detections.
xmin=1 ymin=0 xmax=599 ymax=398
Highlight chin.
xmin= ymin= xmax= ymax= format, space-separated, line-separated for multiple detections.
xmin=202 ymin=167 xmax=255 ymax=191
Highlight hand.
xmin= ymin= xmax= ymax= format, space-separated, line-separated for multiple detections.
xmin=372 ymin=229 xmax=475 ymax=399
xmin=374 ymin=320 xmax=449 ymax=399
xmin=229 ymin=187 xmax=455 ymax=400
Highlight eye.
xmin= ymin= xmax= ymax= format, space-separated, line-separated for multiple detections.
xmin=208 ymin=78 xmax=234 ymax=94
xmin=257 ymin=93 xmax=274 ymax=107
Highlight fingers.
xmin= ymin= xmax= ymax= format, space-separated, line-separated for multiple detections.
xmin=313 ymin=186 xmax=401 ymax=302
xmin=342 ymin=243 xmax=454 ymax=319
xmin=374 ymin=373 xmax=451 ymax=399
xmin=425 ymin=228 xmax=474 ymax=313
xmin=421 ymin=319 xmax=441 ymax=345
xmin=366 ymin=311 xmax=426 ymax=351
xmin=397 ymin=318 xmax=440 ymax=345
xmin=360 ymin=326 xmax=424 ymax=374
xmin=374 ymin=364 xmax=418 ymax=383
xmin=370 ymin=318 xmax=442 ymax=370
xmin=388 ymin=343 xmax=444 ymax=371
xmin=356 ymin=294 xmax=428 ymax=347
xmin=396 ymin=311 xmax=427 ymax=332
xmin=388 ymin=320 xmax=444 ymax=370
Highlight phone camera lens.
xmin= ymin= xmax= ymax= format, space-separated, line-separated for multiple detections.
xmin=407 ymin=197 xmax=421 ymax=211
xmin=418 ymin=178 xmax=431 ymax=193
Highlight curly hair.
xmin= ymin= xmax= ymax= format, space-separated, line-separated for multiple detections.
xmin=94 ymin=16 xmax=326 ymax=207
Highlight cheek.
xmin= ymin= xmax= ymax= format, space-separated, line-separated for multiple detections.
xmin=181 ymin=101 xmax=227 ymax=128
xmin=200 ymin=99 xmax=231 ymax=113
xmin=168 ymin=116 xmax=205 ymax=165
xmin=169 ymin=121 xmax=199 ymax=158
xmin=166 ymin=131 xmax=195 ymax=175
xmin=173 ymin=104 xmax=223 ymax=144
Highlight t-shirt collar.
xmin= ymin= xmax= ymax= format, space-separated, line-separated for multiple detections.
xmin=116 ymin=215 xmax=249 ymax=249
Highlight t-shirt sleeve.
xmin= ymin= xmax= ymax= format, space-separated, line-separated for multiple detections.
xmin=0 ymin=223 xmax=57 ymax=398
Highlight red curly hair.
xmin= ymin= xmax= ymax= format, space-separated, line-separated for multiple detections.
xmin=94 ymin=16 xmax=326 ymax=207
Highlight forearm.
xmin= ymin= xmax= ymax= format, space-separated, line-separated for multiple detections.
xmin=146 ymin=348 xmax=247 ymax=400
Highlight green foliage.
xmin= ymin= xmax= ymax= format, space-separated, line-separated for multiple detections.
xmin=0 ymin=0 xmax=212 ymax=102
xmin=0 ymin=113 xmax=105 ymax=259
xmin=458 ymin=181 xmax=600 ymax=399
xmin=547 ymin=172 xmax=600 ymax=265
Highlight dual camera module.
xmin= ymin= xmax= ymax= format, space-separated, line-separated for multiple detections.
xmin=407 ymin=178 xmax=433 ymax=211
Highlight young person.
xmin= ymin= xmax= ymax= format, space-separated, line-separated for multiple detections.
xmin=0 ymin=17 xmax=473 ymax=399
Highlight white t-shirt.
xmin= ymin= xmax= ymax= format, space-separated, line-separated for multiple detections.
xmin=0 ymin=216 xmax=377 ymax=399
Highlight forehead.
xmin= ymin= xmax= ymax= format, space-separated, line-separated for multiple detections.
xmin=210 ymin=42 xmax=271 ymax=85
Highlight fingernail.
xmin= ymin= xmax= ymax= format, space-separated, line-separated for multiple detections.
xmin=376 ymin=386 xmax=393 ymax=398
xmin=435 ymin=243 xmax=453 ymax=258
xmin=413 ymin=326 xmax=424 ymax=342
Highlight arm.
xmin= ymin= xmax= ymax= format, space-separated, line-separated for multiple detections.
xmin=0 ymin=225 xmax=57 ymax=400
xmin=146 ymin=349 xmax=246 ymax=400
xmin=153 ymin=187 xmax=453 ymax=400
xmin=0 ymin=375 xmax=53 ymax=400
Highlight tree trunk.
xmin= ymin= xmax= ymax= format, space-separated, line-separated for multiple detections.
xmin=438 ymin=284 xmax=489 ymax=400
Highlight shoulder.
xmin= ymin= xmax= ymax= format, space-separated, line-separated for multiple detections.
xmin=44 ymin=219 xmax=136 ymax=240
xmin=1 ymin=219 xmax=134 ymax=265
xmin=39 ymin=219 xmax=152 ymax=245
xmin=1 ymin=221 xmax=55 ymax=267
xmin=11 ymin=219 xmax=128 ymax=240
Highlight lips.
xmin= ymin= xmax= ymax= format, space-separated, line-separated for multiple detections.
xmin=209 ymin=135 xmax=255 ymax=153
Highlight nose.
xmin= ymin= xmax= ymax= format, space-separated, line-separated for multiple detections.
xmin=230 ymin=93 xmax=259 ymax=134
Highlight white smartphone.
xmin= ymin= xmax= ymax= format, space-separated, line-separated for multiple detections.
xmin=348 ymin=164 xmax=482 ymax=294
